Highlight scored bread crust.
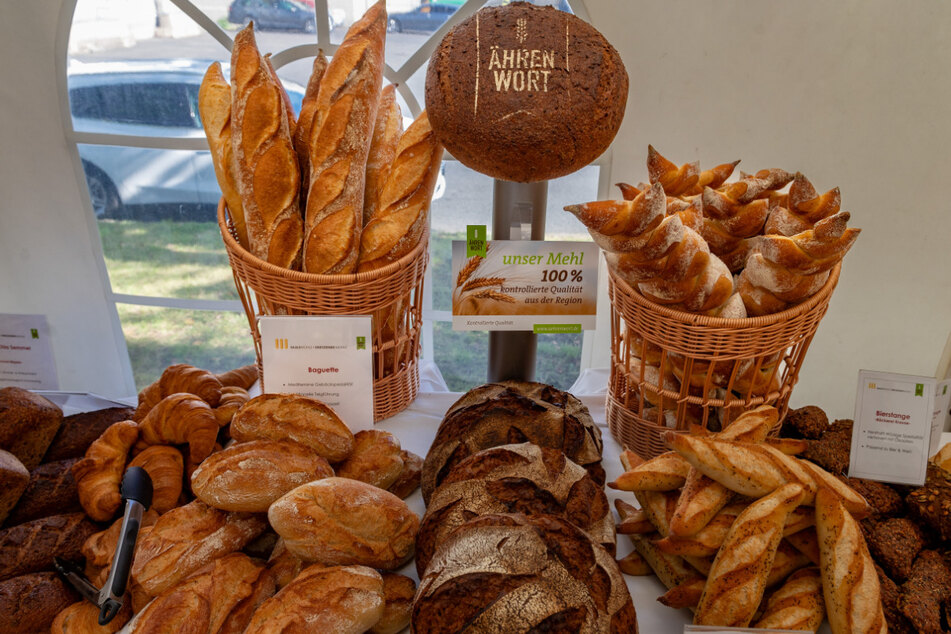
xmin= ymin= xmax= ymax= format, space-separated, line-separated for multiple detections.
xmin=303 ymin=1 xmax=386 ymax=274
xmin=362 ymin=83 xmax=403 ymax=228
xmin=230 ymin=24 xmax=303 ymax=269
xmin=753 ymin=566 xmax=825 ymax=631
xmin=694 ymin=483 xmax=805 ymax=627
xmin=293 ymin=51 xmax=328 ymax=208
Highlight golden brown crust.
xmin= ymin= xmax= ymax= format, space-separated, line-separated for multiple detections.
xmin=362 ymin=83 xmax=402 ymax=228
xmin=72 ymin=420 xmax=138 ymax=521
xmin=230 ymin=393 xmax=354 ymax=463
xmin=335 ymin=429 xmax=404 ymax=490
xmin=266 ymin=537 xmax=305 ymax=590
xmin=216 ymin=364 xmax=259 ymax=390
xmin=268 ymin=477 xmax=418 ymax=570
xmin=386 ymin=449 xmax=422 ymax=499
xmin=214 ymin=385 xmax=250 ymax=426
xmin=628 ymin=533 xmax=703 ymax=591
xmin=158 ymin=363 xmax=224 ymax=407
xmin=243 ymin=563 xmax=385 ymax=634
xmin=694 ymin=483 xmax=805 ymax=627
xmin=610 ymin=451 xmax=691 ymax=492
xmin=130 ymin=500 xmax=267 ymax=597
xmin=293 ymin=51 xmax=328 ymax=208
xmin=191 ymin=439 xmax=333 ymax=512
xmin=369 ymin=572 xmax=415 ymax=634
xmin=81 ymin=509 xmax=159 ymax=572
xmin=753 ymin=566 xmax=825 ymax=631
xmin=128 ymin=445 xmax=183 ymax=514
xmin=137 ymin=393 xmax=218 ymax=463
xmin=50 ymin=599 xmax=131 ymax=633
xmin=132 ymin=381 xmax=161 ymax=423
xmin=303 ymin=1 xmax=386 ymax=274
xmin=815 ymin=487 xmax=887 ymax=634
xmin=231 ymin=24 xmax=303 ymax=269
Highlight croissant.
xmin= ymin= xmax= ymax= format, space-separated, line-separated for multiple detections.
xmin=72 ymin=420 xmax=139 ymax=521
xmin=694 ymin=483 xmax=805 ymax=627
xmin=216 ymin=364 xmax=259 ymax=390
xmin=764 ymin=172 xmax=841 ymax=236
xmin=214 ymin=385 xmax=250 ymax=426
xmin=159 ymin=363 xmax=223 ymax=407
xmin=815 ymin=487 xmax=887 ymax=634
xmin=128 ymin=445 xmax=184 ymax=514
xmin=133 ymin=380 xmax=161 ymax=423
xmin=138 ymin=393 xmax=218 ymax=463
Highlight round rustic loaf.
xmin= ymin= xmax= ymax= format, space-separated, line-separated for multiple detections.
xmin=190 ymin=439 xmax=333 ymax=512
xmin=413 ymin=513 xmax=638 ymax=633
xmin=425 ymin=2 xmax=628 ymax=182
xmin=336 ymin=429 xmax=404 ymax=490
xmin=416 ymin=442 xmax=615 ymax=576
xmin=268 ymin=477 xmax=419 ymax=570
xmin=421 ymin=381 xmax=603 ymax=503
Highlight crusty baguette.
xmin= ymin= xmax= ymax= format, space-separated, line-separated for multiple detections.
xmin=292 ymin=50 xmax=328 ymax=208
xmin=617 ymin=549 xmax=652 ymax=576
xmin=815 ymin=486 xmax=887 ymax=634
xmin=610 ymin=450 xmax=691 ymax=492
xmin=199 ymin=61 xmax=247 ymax=248
xmin=664 ymin=433 xmax=787 ymax=498
xmin=628 ymin=533 xmax=703 ymax=592
xmin=615 ymin=499 xmax=655 ymax=534
xmin=753 ymin=566 xmax=825 ymax=631
xmin=694 ymin=483 xmax=805 ymax=627
xmin=357 ymin=110 xmax=443 ymax=271
xmin=363 ymin=84 xmax=402 ymax=227
xmin=303 ymin=1 xmax=386 ymax=273
xmin=230 ymin=23 xmax=304 ymax=269
xmin=785 ymin=526 xmax=821 ymax=566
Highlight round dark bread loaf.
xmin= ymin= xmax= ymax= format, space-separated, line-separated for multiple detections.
xmin=412 ymin=513 xmax=638 ymax=633
xmin=415 ymin=443 xmax=615 ymax=576
xmin=0 ymin=572 xmax=79 ymax=634
xmin=425 ymin=2 xmax=628 ymax=182
xmin=421 ymin=381 xmax=603 ymax=504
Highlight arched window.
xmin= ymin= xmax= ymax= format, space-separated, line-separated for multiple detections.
xmin=65 ymin=0 xmax=609 ymax=391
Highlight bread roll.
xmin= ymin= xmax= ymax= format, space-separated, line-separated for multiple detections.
xmin=266 ymin=537 xmax=304 ymax=590
xmin=130 ymin=499 xmax=267 ymax=597
xmin=72 ymin=420 xmax=138 ymax=522
xmin=413 ymin=513 xmax=638 ymax=633
xmin=128 ymin=445 xmax=183 ymax=514
xmin=302 ymin=1 xmax=386 ymax=274
xmin=764 ymin=172 xmax=841 ymax=236
xmin=230 ymin=393 xmax=354 ymax=463
xmin=0 ymin=572 xmax=78 ymax=634
xmin=694 ymin=483 xmax=805 ymax=627
xmin=231 ymin=23 xmax=304 ymax=269
xmin=268 ymin=477 xmax=418 ymax=570
xmin=0 ymin=387 xmax=63 ymax=470
xmin=244 ymin=564 xmax=384 ymax=634
xmin=0 ymin=513 xmax=98 ymax=582
xmin=369 ymin=572 xmax=415 ymax=634
xmin=386 ymin=449 xmax=422 ymax=499
xmin=335 ymin=429 xmax=403 ymax=490
xmin=0 ymin=450 xmax=28 ymax=527
xmin=815 ymin=486 xmax=887 ymax=634
xmin=191 ymin=439 xmax=333 ymax=512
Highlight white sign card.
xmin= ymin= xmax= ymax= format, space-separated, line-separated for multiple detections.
xmin=259 ymin=316 xmax=373 ymax=433
xmin=450 ymin=239 xmax=598 ymax=332
xmin=684 ymin=626 xmax=801 ymax=633
xmin=850 ymin=369 xmax=950 ymax=486
xmin=0 ymin=313 xmax=58 ymax=389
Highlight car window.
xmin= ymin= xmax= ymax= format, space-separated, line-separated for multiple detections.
xmin=70 ymin=81 xmax=198 ymax=128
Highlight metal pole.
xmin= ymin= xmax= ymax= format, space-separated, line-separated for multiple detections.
xmin=487 ymin=180 xmax=548 ymax=383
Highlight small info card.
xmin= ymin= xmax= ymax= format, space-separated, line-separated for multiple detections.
xmin=259 ymin=316 xmax=373 ymax=432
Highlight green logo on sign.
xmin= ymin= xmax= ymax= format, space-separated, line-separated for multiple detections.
xmin=915 ymin=383 xmax=924 ymax=396
xmin=30 ymin=329 xmax=38 ymax=339
xmin=356 ymin=336 xmax=366 ymax=350
xmin=467 ymin=225 xmax=487 ymax=258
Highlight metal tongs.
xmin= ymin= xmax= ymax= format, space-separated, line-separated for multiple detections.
xmin=55 ymin=466 xmax=153 ymax=626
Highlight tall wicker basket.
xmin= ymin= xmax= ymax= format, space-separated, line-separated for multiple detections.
xmin=217 ymin=200 xmax=427 ymax=421
xmin=606 ymin=263 xmax=841 ymax=458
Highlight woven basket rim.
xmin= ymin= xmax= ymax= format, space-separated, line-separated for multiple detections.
xmin=217 ymin=198 xmax=426 ymax=285
xmin=608 ymin=261 xmax=841 ymax=328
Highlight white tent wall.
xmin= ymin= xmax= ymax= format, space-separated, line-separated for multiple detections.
xmin=0 ymin=1 xmax=949 ymax=415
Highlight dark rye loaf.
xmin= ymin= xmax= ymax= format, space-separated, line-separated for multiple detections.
xmin=412 ymin=513 xmax=637 ymax=633
xmin=425 ymin=2 xmax=628 ymax=182
xmin=0 ymin=572 xmax=79 ymax=634
xmin=416 ymin=443 xmax=615 ymax=576
xmin=420 ymin=381 xmax=603 ymax=504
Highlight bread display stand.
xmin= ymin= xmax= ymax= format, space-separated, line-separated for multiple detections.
xmin=218 ymin=201 xmax=427 ymax=421
xmin=608 ymin=263 xmax=841 ymax=458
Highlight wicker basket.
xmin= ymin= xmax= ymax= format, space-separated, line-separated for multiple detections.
xmin=217 ymin=200 xmax=427 ymax=421
xmin=606 ymin=263 xmax=841 ymax=458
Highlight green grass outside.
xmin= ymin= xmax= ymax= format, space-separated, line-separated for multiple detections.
xmin=99 ymin=220 xmax=581 ymax=392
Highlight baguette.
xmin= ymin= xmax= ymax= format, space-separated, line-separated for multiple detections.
xmin=610 ymin=451 xmax=691 ymax=492
xmin=628 ymin=533 xmax=703 ymax=591
xmin=303 ymin=1 xmax=386 ymax=273
xmin=363 ymin=83 xmax=403 ymax=227
xmin=664 ymin=433 xmax=787 ymax=498
xmin=815 ymin=487 xmax=887 ymax=634
xmin=0 ymin=513 xmax=98 ymax=581
xmin=5 ymin=458 xmax=80 ymax=526
xmin=199 ymin=61 xmax=246 ymax=248
xmin=753 ymin=566 xmax=825 ymax=631
xmin=231 ymin=23 xmax=303 ymax=269
xmin=694 ymin=483 xmax=805 ymax=627
xmin=292 ymin=50 xmax=328 ymax=208
xmin=357 ymin=110 xmax=443 ymax=271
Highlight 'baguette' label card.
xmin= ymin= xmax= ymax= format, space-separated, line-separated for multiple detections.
xmin=850 ymin=369 xmax=939 ymax=486
xmin=259 ymin=316 xmax=373 ymax=432
xmin=451 ymin=240 xmax=598 ymax=332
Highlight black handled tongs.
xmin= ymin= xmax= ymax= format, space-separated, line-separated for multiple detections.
xmin=55 ymin=466 xmax=153 ymax=626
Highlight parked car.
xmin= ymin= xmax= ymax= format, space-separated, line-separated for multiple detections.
xmin=387 ymin=3 xmax=458 ymax=33
xmin=68 ymin=59 xmax=305 ymax=220
xmin=227 ymin=0 xmax=337 ymax=33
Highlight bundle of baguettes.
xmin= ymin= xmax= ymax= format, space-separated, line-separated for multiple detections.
xmin=610 ymin=405 xmax=887 ymax=632
xmin=564 ymin=146 xmax=860 ymax=319
xmin=199 ymin=0 xmax=444 ymax=276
